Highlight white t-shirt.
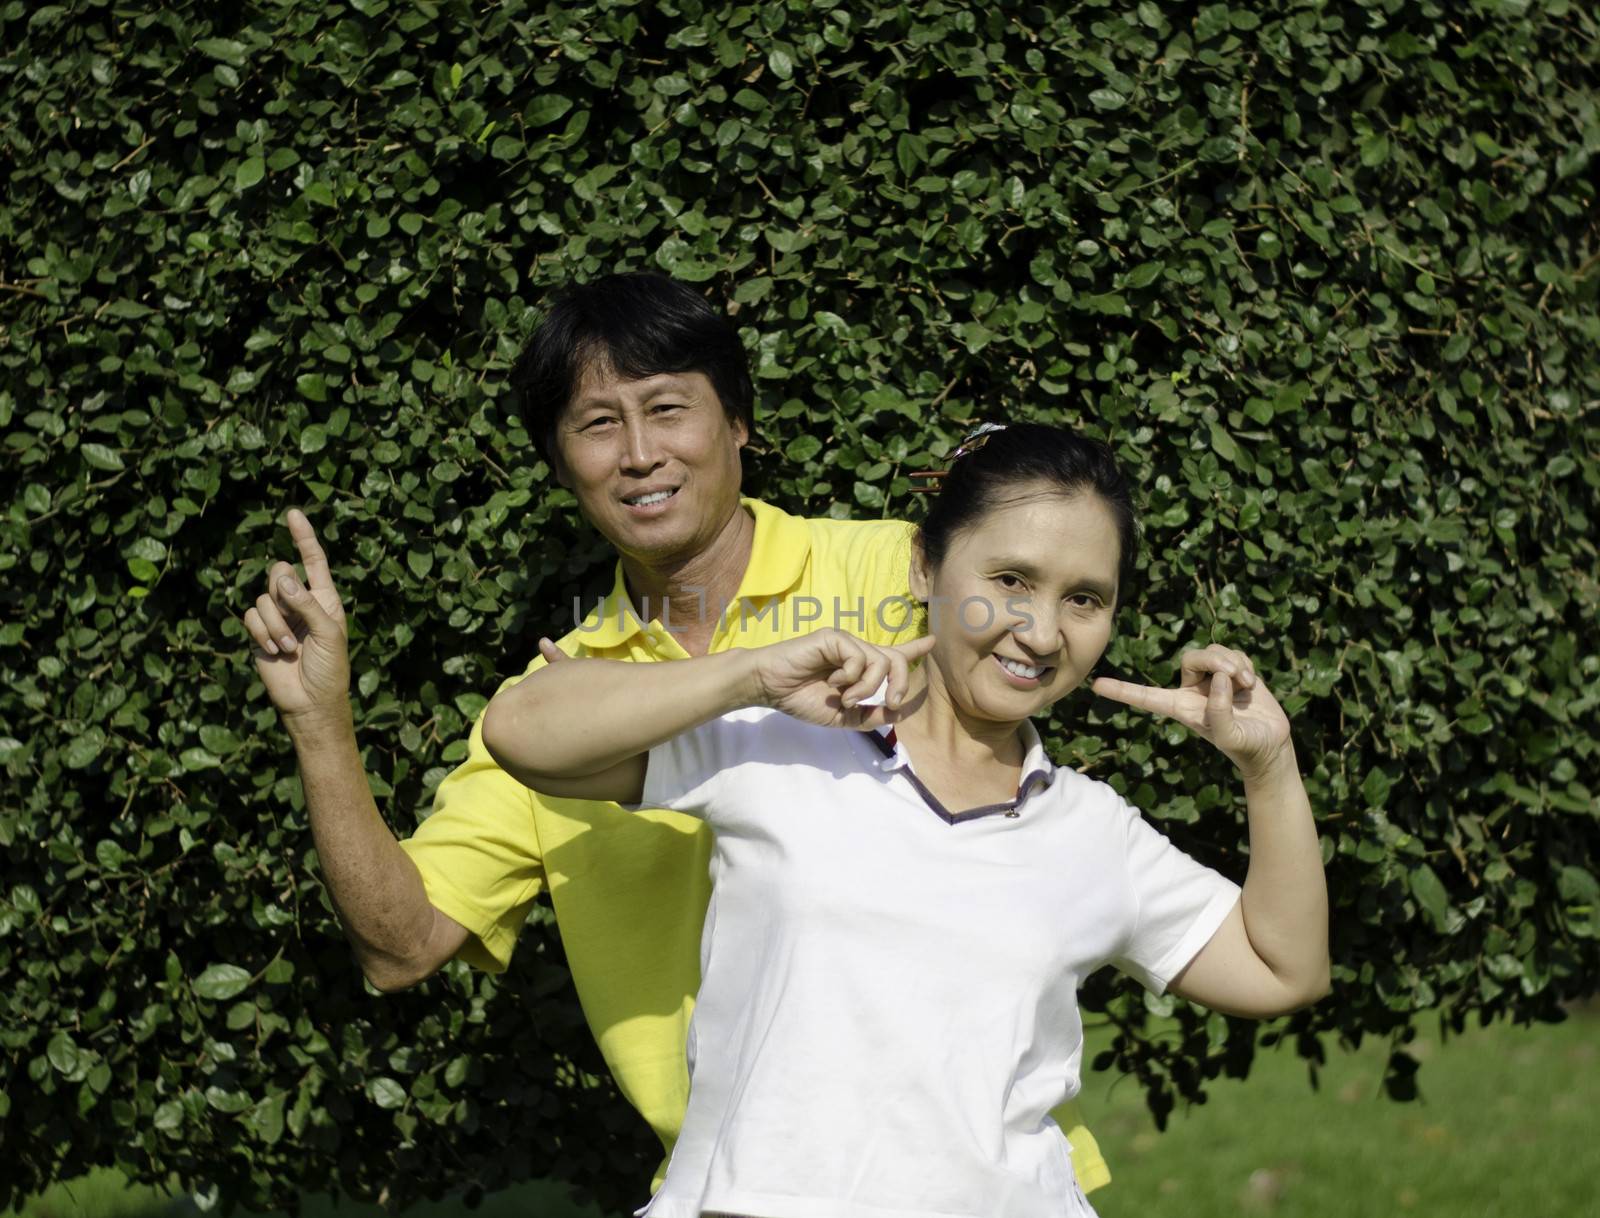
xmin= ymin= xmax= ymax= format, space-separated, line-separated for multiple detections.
xmin=635 ymin=707 xmax=1240 ymax=1218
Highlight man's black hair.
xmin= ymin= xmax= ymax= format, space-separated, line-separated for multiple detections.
xmin=509 ymin=271 xmax=756 ymax=462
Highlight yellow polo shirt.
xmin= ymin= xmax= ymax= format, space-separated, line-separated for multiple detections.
xmin=400 ymin=497 xmax=1110 ymax=1193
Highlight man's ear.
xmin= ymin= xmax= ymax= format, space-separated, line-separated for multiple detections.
xmin=546 ymin=434 xmax=571 ymax=488
xmin=731 ymin=414 xmax=749 ymax=450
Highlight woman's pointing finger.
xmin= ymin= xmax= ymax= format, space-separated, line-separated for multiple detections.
xmin=1092 ymin=676 xmax=1183 ymax=719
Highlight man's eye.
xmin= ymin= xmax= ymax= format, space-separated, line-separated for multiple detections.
xmin=995 ymin=573 xmax=1025 ymax=590
xmin=1068 ymin=594 xmax=1102 ymax=609
xmin=653 ymin=402 xmax=685 ymax=413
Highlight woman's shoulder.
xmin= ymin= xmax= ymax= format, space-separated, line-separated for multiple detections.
xmin=1044 ymin=766 xmax=1141 ymax=823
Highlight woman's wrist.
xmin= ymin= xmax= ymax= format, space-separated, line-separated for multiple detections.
xmin=1234 ymin=740 xmax=1300 ymax=788
xmin=719 ymin=646 xmax=770 ymax=712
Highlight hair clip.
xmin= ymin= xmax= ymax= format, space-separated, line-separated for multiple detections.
xmin=907 ymin=424 xmax=1008 ymax=494
xmin=949 ymin=422 xmax=1007 ymax=462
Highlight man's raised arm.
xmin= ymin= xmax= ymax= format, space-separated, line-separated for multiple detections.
xmin=242 ymin=509 xmax=467 ymax=991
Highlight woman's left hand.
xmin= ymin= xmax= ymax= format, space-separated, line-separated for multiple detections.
xmin=1092 ymin=645 xmax=1293 ymax=779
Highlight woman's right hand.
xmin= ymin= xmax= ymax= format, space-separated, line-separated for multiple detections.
xmin=750 ymin=629 xmax=936 ymax=729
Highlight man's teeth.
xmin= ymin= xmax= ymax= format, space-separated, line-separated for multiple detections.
xmin=997 ymin=657 xmax=1044 ymax=679
xmin=627 ymin=490 xmax=675 ymax=506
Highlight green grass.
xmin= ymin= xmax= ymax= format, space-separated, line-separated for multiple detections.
xmin=1 ymin=1170 xmax=603 ymax=1218
xmin=3 ymin=1169 xmax=180 ymax=1218
xmin=2 ymin=1176 xmax=602 ymax=1218
xmin=10 ymin=1009 xmax=1595 ymax=1218
xmin=1083 ymin=1005 xmax=1599 ymax=1218
xmin=256 ymin=1181 xmax=602 ymax=1218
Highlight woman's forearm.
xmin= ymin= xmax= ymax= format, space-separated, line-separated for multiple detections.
xmin=481 ymin=648 xmax=761 ymax=782
xmin=1236 ymin=746 xmax=1331 ymax=1002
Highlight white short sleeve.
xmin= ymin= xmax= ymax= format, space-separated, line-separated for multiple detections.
xmin=1113 ymin=799 xmax=1242 ymax=994
xmin=631 ymin=707 xmax=771 ymax=825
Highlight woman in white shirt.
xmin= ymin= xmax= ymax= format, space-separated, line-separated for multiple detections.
xmin=482 ymin=423 xmax=1330 ymax=1218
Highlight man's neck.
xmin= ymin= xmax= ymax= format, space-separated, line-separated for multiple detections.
xmin=620 ymin=503 xmax=756 ymax=656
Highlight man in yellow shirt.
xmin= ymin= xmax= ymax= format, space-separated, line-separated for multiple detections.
xmin=242 ymin=272 xmax=1109 ymax=1196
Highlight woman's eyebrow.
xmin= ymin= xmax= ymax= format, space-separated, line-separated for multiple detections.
xmin=990 ymin=557 xmax=1117 ymax=600
xmin=1069 ymin=579 xmax=1118 ymax=602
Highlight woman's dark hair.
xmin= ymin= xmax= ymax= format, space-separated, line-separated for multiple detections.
xmin=917 ymin=423 xmax=1140 ymax=605
xmin=509 ymin=271 xmax=756 ymax=461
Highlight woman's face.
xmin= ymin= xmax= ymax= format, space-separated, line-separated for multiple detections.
xmin=910 ymin=486 xmax=1121 ymax=727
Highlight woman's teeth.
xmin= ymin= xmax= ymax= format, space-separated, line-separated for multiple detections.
xmin=997 ymin=656 xmax=1045 ymax=679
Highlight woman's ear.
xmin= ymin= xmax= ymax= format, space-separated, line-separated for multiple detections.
xmin=908 ymin=536 xmax=931 ymax=604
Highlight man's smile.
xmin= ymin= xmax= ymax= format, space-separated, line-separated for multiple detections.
xmin=621 ymin=485 xmax=682 ymax=514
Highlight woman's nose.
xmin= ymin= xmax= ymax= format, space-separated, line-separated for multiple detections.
xmin=1008 ymin=601 xmax=1061 ymax=655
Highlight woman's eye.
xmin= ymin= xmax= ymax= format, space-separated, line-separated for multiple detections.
xmin=1068 ymin=593 xmax=1102 ymax=609
xmin=653 ymin=402 xmax=685 ymax=414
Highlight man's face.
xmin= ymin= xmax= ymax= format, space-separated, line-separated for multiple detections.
xmin=552 ymin=361 xmax=748 ymax=566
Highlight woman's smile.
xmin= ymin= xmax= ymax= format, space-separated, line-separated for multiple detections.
xmin=993 ymin=652 xmax=1053 ymax=688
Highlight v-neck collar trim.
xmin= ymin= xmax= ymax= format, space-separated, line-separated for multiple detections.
xmin=862 ymin=721 xmax=1055 ymax=825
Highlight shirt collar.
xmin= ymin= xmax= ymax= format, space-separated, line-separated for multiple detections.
xmin=867 ymin=717 xmax=1055 ymax=782
xmin=572 ymin=497 xmax=813 ymax=651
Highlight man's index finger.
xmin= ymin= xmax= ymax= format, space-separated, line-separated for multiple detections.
xmin=286 ymin=508 xmax=335 ymax=590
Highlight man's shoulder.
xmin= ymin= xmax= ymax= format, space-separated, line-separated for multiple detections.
xmin=789 ymin=510 xmax=916 ymax=571
xmin=743 ymin=498 xmax=914 ymax=582
xmin=746 ymin=495 xmax=912 ymax=542
xmin=795 ymin=511 xmax=916 ymax=543
xmin=793 ymin=513 xmax=914 ymax=603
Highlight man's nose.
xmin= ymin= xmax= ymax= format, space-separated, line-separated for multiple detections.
xmin=619 ymin=420 xmax=665 ymax=473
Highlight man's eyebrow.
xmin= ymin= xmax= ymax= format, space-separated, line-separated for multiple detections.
xmin=637 ymin=377 xmax=698 ymax=399
xmin=565 ymin=398 xmax=617 ymax=420
xmin=569 ymin=376 xmax=699 ymax=413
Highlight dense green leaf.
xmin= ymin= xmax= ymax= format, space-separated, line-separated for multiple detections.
xmin=1410 ymin=865 xmax=1453 ymax=933
xmin=80 ymin=444 xmax=124 ymax=472
xmin=2 ymin=2 xmax=1596 ymax=1214
xmin=236 ymin=157 xmax=265 ymax=189
xmin=526 ymin=94 xmax=573 ymax=126
xmin=193 ymin=964 xmax=254 ymax=1001
xmin=46 ymin=1033 xmax=80 ymax=1075
xmin=368 ymin=1077 xmax=407 ymax=1109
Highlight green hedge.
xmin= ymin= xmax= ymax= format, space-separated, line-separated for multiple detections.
xmin=3 ymin=0 xmax=1597 ymax=1212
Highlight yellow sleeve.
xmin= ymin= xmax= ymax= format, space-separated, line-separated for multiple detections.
xmin=843 ymin=518 xmax=921 ymax=646
xmin=1051 ymin=1098 xmax=1112 ymax=1192
xmin=397 ymin=662 xmax=548 ymax=973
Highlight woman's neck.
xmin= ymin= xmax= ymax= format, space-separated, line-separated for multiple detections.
xmin=892 ymin=666 xmax=1026 ymax=772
